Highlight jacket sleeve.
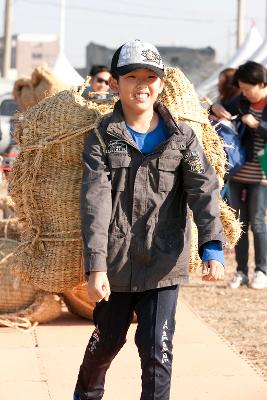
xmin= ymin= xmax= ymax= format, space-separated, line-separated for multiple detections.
xmin=80 ymin=130 xmax=112 ymax=275
xmin=181 ymin=126 xmax=227 ymax=251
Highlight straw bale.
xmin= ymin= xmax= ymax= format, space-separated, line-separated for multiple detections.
xmin=0 ymin=239 xmax=38 ymax=313
xmin=62 ymin=282 xmax=137 ymax=322
xmin=13 ymin=65 xmax=67 ymax=112
xmin=0 ymin=238 xmax=62 ymax=328
xmin=13 ymin=77 xmax=36 ymax=112
xmin=0 ymin=292 xmax=62 ymax=329
xmin=219 ymin=199 xmax=243 ymax=248
xmin=9 ymin=67 xmax=241 ymax=290
xmin=62 ymin=282 xmax=95 ymax=320
xmin=160 ymin=67 xmax=241 ymax=271
xmin=159 ymin=67 xmax=226 ymax=186
xmin=9 ymin=88 xmax=115 ymax=292
xmin=31 ymin=64 xmax=67 ymax=103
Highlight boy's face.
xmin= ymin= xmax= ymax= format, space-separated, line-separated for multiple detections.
xmin=109 ymin=68 xmax=164 ymax=114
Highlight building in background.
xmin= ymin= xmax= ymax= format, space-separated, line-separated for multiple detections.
xmin=0 ymin=34 xmax=60 ymax=79
xmin=86 ymin=42 xmax=220 ymax=86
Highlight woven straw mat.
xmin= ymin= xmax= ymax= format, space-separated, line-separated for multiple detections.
xmin=0 ymin=239 xmax=39 ymax=313
xmin=0 ymin=232 xmax=62 ymax=328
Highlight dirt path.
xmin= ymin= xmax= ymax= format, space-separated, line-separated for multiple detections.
xmin=181 ymin=248 xmax=267 ymax=380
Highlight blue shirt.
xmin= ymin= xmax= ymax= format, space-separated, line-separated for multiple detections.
xmin=126 ymin=116 xmax=169 ymax=154
xmin=126 ymin=117 xmax=224 ymax=266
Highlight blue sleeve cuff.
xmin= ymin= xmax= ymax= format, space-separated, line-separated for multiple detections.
xmin=201 ymin=240 xmax=225 ymax=266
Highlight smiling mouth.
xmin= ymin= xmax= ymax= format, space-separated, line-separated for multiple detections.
xmin=134 ymin=93 xmax=149 ymax=101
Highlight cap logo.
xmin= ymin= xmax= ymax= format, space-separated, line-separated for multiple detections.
xmin=141 ymin=49 xmax=161 ymax=65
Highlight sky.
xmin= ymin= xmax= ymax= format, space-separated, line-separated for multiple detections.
xmin=0 ymin=0 xmax=267 ymax=68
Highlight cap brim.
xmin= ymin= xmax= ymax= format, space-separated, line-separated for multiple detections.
xmin=116 ymin=63 xmax=164 ymax=78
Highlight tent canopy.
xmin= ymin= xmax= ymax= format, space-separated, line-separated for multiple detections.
xmin=53 ymin=52 xmax=84 ymax=86
xmin=249 ymin=39 xmax=267 ymax=63
xmin=0 ymin=78 xmax=15 ymax=96
xmin=196 ymin=25 xmax=263 ymax=98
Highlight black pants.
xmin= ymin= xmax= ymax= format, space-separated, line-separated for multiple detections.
xmin=74 ymin=285 xmax=179 ymax=400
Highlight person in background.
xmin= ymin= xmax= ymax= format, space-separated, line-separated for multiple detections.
xmin=211 ymin=61 xmax=267 ymax=290
xmin=218 ymin=68 xmax=241 ymax=104
xmin=82 ymin=65 xmax=111 ymax=100
xmin=211 ymin=68 xmax=241 ymax=203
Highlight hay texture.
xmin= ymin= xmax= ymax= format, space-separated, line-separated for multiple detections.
xmin=62 ymin=282 xmax=96 ymax=320
xmin=159 ymin=67 xmax=241 ymax=269
xmin=13 ymin=64 xmax=67 ymax=112
xmin=0 ymin=292 xmax=62 ymax=329
xmin=0 ymin=237 xmax=62 ymax=329
xmin=159 ymin=67 xmax=226 ymax=185
xmin=13 ymin=77 xmax=36 ymax=112
xmin=10 ymin=87 xmax=115 ymax=292
xmin=9 ymin=67 xmax=241 ymax=292
xmin=0 ymin=240 xmax=38 ymax=313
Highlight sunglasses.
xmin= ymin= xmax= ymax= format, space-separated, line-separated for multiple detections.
xmin=95 ymin=77 xmax=109 ymax=85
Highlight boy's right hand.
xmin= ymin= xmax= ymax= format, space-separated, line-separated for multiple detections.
xmin=87 ymin=272 xmax=110 ymax=302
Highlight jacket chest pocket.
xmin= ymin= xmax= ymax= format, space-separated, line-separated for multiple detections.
xmin=108 ymin=153 xmax=131 ymax=192
xmin=158 ymin=157 xmax=181 ymax=192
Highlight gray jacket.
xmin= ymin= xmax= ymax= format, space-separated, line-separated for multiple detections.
xmin=81 ymin=101 xmax=225 ymax=292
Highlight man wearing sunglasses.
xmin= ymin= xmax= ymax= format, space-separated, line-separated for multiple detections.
xmin=83 ymin=65 xmax=111 ymax=100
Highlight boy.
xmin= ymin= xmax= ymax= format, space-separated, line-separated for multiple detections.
xmin=74 ymin=40 xmax=225 ymax=400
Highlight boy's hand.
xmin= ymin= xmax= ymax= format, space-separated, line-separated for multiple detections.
xmin=202 ymin=260 xmax=224 ymax=281
xmin=87 ymin=272 xmax=110 ymax=302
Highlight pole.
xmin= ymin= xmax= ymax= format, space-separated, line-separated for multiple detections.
xmin=236 ymin=0 xmax=245 ymax=49
xmin=2 ymin=0 xmax=13 ymax=78
xmin=59 ymin=0 xmax=66 ymax=54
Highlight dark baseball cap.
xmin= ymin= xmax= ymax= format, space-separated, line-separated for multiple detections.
xmin=111 ymin=39 xmax=164 ymax=78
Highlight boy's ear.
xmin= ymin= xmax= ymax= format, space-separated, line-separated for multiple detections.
xmin=109 ymin=76 xmax=119 ymax=93
xmin=158 ymin=78 xmax=164 ymax=94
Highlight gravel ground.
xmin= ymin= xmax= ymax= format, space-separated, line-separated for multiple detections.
xmin=181 ymin=243 xmax=267 ymax=380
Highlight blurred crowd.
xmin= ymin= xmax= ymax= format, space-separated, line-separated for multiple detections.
xmin=208 ymin=61 xmax=267 ymax=290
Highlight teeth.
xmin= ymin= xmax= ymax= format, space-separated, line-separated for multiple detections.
xmin=135 ymin=93 xmax=148 ymax=100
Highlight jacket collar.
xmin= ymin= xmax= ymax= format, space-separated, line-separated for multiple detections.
xmin=105 ymin=100 xmax=183 ymax=143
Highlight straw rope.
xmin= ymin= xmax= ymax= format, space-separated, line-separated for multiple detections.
xmin=0 ymin=236 xmax=61 ymax=328
xmin=0 ymin=292 xmax=62 ymax=330
xmin=0 ymin=316 xmax=37 ymax=331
